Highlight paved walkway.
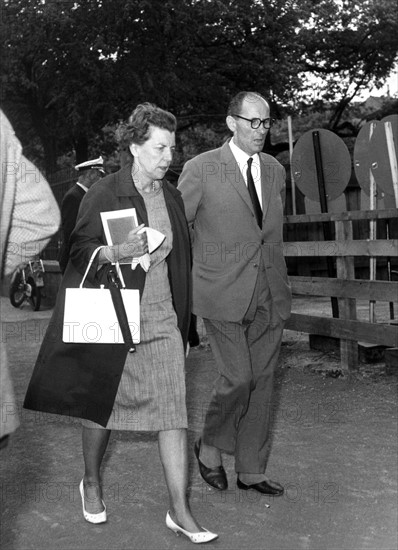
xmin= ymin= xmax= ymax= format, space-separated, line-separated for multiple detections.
xmin=1 ymin=297 xmax=397 ymax=550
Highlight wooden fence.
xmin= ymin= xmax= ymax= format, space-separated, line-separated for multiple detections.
xmin=283 ymin=208 xmax=398 ymax=371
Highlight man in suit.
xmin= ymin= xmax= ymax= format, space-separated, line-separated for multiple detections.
xmin=178 ymin=91 xmax=292 ymax=495
xmin=58 ymin=156 xmax=104 ymax=273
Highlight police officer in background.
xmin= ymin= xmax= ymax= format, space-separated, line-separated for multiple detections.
xmin=58 ymin=157 xmax=105 ymax=274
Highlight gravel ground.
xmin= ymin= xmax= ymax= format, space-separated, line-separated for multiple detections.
xmin=1 ymin=297 xmax=397 ymax=550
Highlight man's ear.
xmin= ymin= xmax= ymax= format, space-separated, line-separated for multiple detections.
xmin=226 ymin=115 xmax=236 ymax=134
xmin=129 ymin=143 xmax=136 ymax=157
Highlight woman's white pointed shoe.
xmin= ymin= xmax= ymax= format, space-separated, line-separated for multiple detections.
xmin=166 ymin=511 xmax=218 ymax=544
xmin=79 ymin=479 xmax=107 ymax=524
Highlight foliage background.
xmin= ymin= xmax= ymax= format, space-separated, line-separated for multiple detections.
xmin=1 ymin=0 xmax=397 ymax=175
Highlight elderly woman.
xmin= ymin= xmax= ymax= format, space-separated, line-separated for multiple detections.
xmin=24 ymin=103 xmax=217 ymax=544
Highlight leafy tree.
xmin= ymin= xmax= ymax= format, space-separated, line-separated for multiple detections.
xmin=0 ymin=0 xmax=396 ymax=173
xmin=1 ymin=0 xmax=121 ymax=171
xmin=296 ymin=0 xmax=398 ymax=131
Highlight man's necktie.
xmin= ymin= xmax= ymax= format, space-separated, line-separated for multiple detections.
xmin=247 ymin=157 xmax=262 ymax=228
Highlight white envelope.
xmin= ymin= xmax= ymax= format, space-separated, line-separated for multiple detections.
xmin=131 ymin=227 xmax=165 ymax=271
xmin=139 ymin=227 xmax=166 ymax=252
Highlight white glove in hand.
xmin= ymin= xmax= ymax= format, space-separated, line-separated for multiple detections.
xmin=131 ymin=253 xmax=151 ymax=272
xmin=131 ymin=227 xmax=165 ymax=272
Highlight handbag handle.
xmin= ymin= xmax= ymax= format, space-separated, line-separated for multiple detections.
xmin=79 ymin=246 xmax=126 ymax=289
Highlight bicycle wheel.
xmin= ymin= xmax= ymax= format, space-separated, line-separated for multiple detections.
xmin=27 ymin=277 xmax=41 ymax=311
xmin=9 ymin=270 xmax=25 ymax=308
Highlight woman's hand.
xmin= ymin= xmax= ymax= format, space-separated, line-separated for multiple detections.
xmin=119 ymin=223 xmax=148 ymax=260
xmin=99 ymin=224 xmax=149 ymax=264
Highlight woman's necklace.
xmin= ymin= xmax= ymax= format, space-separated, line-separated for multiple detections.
xmin=132 ymin=166 xmax=161 ymax=193
xmin=152 ymin=180 xmax=161 ymax=192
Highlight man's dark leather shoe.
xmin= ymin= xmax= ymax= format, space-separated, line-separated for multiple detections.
xmin=237 ymin=477 xmax=284 ymax=496
xmin=194 ymin=439 xmax=228 ymax=491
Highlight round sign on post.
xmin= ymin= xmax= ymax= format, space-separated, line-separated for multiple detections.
xmin=291 ymin=128 xmax=351 ymax=203
xmin=353 ymin=121 xmax=379 ymax=196
xmin=370 ymin=114 xmax=398 ymax=200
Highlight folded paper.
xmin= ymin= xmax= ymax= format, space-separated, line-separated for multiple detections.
xmin=131 ymin=227 xmax=165 ymax=272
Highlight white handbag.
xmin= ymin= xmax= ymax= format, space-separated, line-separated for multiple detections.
xmin=62 ymin=247 xmax=140 ymax=346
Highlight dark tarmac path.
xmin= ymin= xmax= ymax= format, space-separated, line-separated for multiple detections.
xmin=1 ymin=297 xmax=397 ymax=550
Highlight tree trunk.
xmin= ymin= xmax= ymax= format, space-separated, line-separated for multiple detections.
xmin=74 ymin=134 xmax=89 ymax=164
xmin=42 ymin=138 xmax=58 ymax=177
xmin=28 ymin=104 xmax=59 ymax=175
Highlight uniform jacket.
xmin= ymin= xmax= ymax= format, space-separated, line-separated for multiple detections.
xmin=24 ymin=163 xmax=191 ymax=427
xmin=178 ymin=141 xmax=291 ymax=322
xmin=58 ymin=184 xmax=86 ymax=273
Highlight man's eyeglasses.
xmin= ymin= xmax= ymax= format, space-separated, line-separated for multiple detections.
xmin=232 ymin=114 xmax=275 ymax=129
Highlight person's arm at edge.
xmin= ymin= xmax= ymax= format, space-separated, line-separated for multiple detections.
xmin=5 ymin=155 xmax=60 ymax=274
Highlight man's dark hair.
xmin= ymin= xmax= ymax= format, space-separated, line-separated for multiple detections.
xmin=227 ymin=91 xmax=269 ymax=117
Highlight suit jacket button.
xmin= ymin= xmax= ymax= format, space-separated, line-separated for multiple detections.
xmin=253 ymin=263 xmax=259 ymax=268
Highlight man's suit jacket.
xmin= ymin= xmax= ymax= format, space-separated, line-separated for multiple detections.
xmin=178 ymin=141 xmax=292 ymax=322
xmin=58 ymin=184 xmax=85 ymax=273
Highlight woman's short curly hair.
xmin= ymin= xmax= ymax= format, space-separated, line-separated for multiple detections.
xmin=116 ymin=102 xmax=177 ymax=149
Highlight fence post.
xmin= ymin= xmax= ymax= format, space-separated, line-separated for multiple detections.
xmin=335 ymin=219 xmax=358 ymax=371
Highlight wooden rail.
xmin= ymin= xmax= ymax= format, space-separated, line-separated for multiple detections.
xmin=283 ymin=209 xmax=398 ymax=371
